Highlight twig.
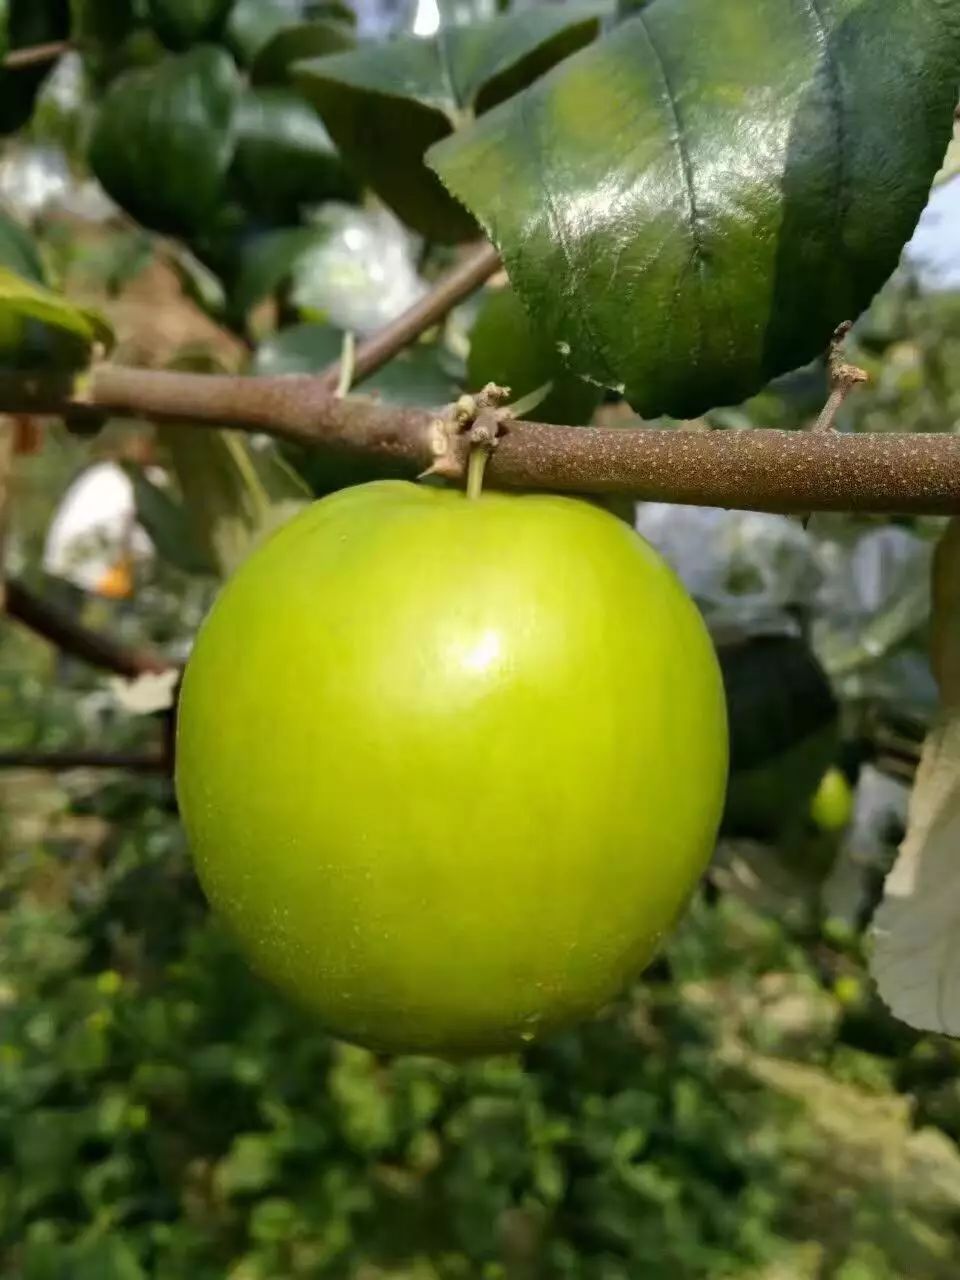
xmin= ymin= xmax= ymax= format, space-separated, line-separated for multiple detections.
xmin=319 ymin=241 xmax=500 ymax=393
xmin=3 ymin=41 xmax=71 ymax=70
xmin=2 ymin=365 xmax=960 ymax=514
xmin=0 ymin=748 xmax=170 ymax=773
xmin=5 ymin=579 xmax=173 ymax=678
xmin=813 ymin=321 xmax=868 ymax=432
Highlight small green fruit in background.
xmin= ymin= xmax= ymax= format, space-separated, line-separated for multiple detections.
xmin=467 ymin=285 xmax=602 ymax=426
xmin=810 ymin=766 xmax=854 ymax=834
xmin=176 ymin=481 xmax=728 ymax=1055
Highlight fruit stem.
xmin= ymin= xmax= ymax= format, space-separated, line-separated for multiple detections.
xmin=466 ymin=444 xmax=489 ymax=500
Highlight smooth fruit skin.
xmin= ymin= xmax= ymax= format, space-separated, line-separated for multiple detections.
xmin=176 ymin=481 xmax=728 ymax=1055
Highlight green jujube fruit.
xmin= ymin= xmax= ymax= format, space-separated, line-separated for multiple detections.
xmin=176 ymin=481 xmax=728 ymax=1055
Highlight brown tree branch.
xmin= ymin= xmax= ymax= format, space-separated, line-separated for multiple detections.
xmin=0 ymin=748 xmax=170 ymax=773
xmin=5 ymin=579 xmax=173 ymax=678
xmin=3 ymin=365 xmax=960 ymax=515
xmin=319 ymin=242 xmax=501 ymax=393
xmin=3 ymin=41 xmax=71 ymax=70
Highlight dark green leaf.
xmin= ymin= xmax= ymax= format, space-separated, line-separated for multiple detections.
xmin=468 ymin=285 xmax=601 ymax=425
xmin=226 ymin=0 xmax=354 ymax=69
xmin=250 ymin=18 xmax=355 ymax=86
xmin=70 ymin=0 xmax=138 ymax=48
xmin=430 ymin=0 xmax=960 ymax=416
xmin=295 ymin=5 xmax=603 ymax=242
xmin=146 ymin=0 xmax=232 ymax=50
xmin=229 ymin=226 xmax=325 ymax=320
xmin=0 ymin=2 xmax=9 ymax=62
xmin=230 ymin=88 xmax=357 ymax=225
xmin=88 ymin=46 xmax=241 ymax=237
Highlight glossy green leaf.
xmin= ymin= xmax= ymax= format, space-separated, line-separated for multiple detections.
xmin=430 ymin=0 xmax=960 ymax=417
xmin=468 ymin=285 xmax=601 ymax=425
xmin=0 ymin=2 xmax=9 ymax=62
xmin=230 ymin=88 xmax=357 ymax=225
xmin=146 ymin=0 xmax=232 ymax=50
xmin=88 ymin=46 xmax=241 ymax=237
xmin=0 ymin=266 xmax=113 ymax=368
xmin=0 ymin=0 xmax=69 ymax=135
xmin=295 ymin=5 xmax=604 ymax=242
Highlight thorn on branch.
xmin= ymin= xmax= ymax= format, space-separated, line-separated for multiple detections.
xmin=813 ymin=321 xmax=869 ymax=433
xmin=422 ymin=383 xmax=511 ymax=484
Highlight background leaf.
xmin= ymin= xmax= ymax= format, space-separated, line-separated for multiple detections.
xmin=0 ymin=211 xmax=46 ymax=284
xmin=296 ymin=5 xmax=603 ymax=242
xmin=158 ymin=427 xmax=310 ymax=577
xmin=146 ymin=0 xmax=232 ymax=51
xmin=88 ymin=45 xmax=241 ymax=237
xmin=430 ymin=0 xmax=960 ymax=417
xmin=872 ymin=519 xmax=960 ymax=1035
xmin=254 ymin=322 xmax=460 ymax=406
xmin=228 ymin=226 xmax=325 ymax=320
xmin=230 ymin=88 xmax=357 ymax=225
xmin=226 ymin=0 xmax=354 ymax=75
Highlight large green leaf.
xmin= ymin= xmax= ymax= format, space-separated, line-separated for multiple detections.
xmin=295 ymin=5 xmax=604 ymax=242
xmin=430 ymin=0 xmax=960 ymax=417
xmin=88 ymin=46 xmax=241 ymax=237
xmin=146 ymin=0 xmax=232 ymax=50
xmin=230 ymin=88 xmax=357 ymax=225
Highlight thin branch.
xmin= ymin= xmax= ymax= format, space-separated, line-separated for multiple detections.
xmin=4 ymin=365 xmax=960 ymax=515
xmin=0 ymin=748 xmax=170 ymax=773
xmin=319 ymin=241 xmax=501 ymax=393
xmin=5 ymin=579 xmax=173 ymax=678
xmin=3 ymin=41 xmax=71 ymax=70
